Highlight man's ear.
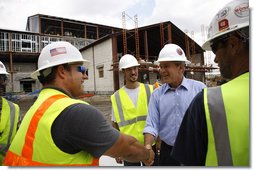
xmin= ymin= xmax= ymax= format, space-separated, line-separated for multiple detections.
xmin=228 ymin=35 xmax=242 ymax=55
xmin=178 ymin=63 xmax=185 ymax=74
xmin=56 ymin=65 xmax=67 ymax=79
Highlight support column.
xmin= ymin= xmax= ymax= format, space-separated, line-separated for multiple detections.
xmin=167 ymin=24 xmax=172 ymax=43
xmin=144 ymin=30 xmax=149 ymax=61
xmin=112 ymin=35 xmax=119 ymax=91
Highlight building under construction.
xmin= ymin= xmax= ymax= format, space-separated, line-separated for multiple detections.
xmin=0 ymin=14 xmax=216 ymax=95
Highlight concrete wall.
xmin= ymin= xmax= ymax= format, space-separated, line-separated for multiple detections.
xmin=191 ymin=53 xmax=203 ymax=66
xmin=119 ymin=72 xmax=124 ymax=88
xmin=81 ymin=38 xmax=115 ymax=95
xmin=149 ymin=72 xmax=159 ymax=85
xmin=188 ymin=53 xmax=205 ymax=82
xmin=5 ymin=63 xmax=40 ymax=93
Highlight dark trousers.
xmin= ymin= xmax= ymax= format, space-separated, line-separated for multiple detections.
xmin=159 ymin=141 xmax=180 ymax=166
xmin=124 ymin=145 xmax=159 ymax=166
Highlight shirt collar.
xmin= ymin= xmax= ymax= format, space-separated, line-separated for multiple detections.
xmin=162 ymin=76 xmax=189 ymax=94
xmin=42 ymin=86 xmax=73 ymax=98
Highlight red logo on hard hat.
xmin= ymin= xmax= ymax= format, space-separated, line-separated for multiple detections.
xmin=234 ymin=3 xmax=249 ymax=18
xmin=218 ymin=19 xmax=229 ymax=31
xmin=176 ymin=48 xmax=183 ymax=56
xmin=50 ymin=47 xmax=67 ymax=57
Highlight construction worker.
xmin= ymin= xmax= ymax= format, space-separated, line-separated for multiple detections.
xmin=143 ymin=43 xmax=206 ymax=166
xmin=172 ymin=0 xmax=249 ymax=166
xmin=153 ymin=80 xmax=161 ymax=89
xmin=111 ymin=54 xmax=158 ymax=166
xmin=3 ymin=41 xmax=154 ymax=166
xmin=0 ymin=61 xmax=20 ymax=165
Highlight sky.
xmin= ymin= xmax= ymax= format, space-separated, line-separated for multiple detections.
xmin=0 ymin=0 xmax=252 ymax=63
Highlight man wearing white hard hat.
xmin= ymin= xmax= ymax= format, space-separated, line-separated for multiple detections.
xmin=111 ymin=54 xmax=158 ymax=166
xmin=143 ymin=43 xmax=206 ymax=166
xmin=3 ymin=41 xmax=154 ymax=166
xmin=172 ymin=0 xmax=249 ymax=166
xmin=0 ymin=61 xmax=20 ymax=165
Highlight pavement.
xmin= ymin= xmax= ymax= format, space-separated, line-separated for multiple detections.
xmin=99 ymin=156 xmax=123 ymax=166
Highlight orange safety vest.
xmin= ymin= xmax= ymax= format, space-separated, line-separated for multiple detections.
xmin=3 ymin=89 xmax=99 ymax=166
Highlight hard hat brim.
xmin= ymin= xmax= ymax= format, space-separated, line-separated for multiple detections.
xmin=31 ymin=59 xmax=89 ymax=79
xmin=202 ymin=23 xmax=249 ymax=51
xmin=120 ymin=63 xmax=140 ymax=71
xmin=0 ymin=71 xmax=9 ymax=75
xmin=156 ymin=58 xmax=191 ymax=64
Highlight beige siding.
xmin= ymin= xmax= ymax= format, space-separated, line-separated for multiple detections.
xmin=81 ymin=38 xmax=114 ymax=94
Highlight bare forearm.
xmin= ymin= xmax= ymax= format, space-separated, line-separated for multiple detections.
xmin=144 ymin=133 xmax=155 ymax=147
xmin=122 ymin=136 xmax=149 ymax=162
xmin=104 ymin=133 xmax=154 ymax=165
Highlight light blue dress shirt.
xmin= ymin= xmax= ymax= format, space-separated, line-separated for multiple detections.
xmin=143 ymin=76 xmax=206 ymax=146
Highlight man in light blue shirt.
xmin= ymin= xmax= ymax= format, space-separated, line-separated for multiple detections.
xmin=143 ymin=44 xmax=206 ymax=166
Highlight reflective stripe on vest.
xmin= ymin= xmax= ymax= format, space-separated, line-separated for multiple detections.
xmin=22 ymin=94 xmax=67 ymax=159
xmin=4 ymin=90 xmax=98 ymax=166
xmin=0 ymin=99 xmax=17 ymax=153
xmin=115 ymin=84 xmax=151 ymax=127
xmin=207 ymin=87 xmax=233 ymax=166
xmin=4 ymin=150 xmax=99 ymax=166
xmin=205 ymin=73 xmax=249 ymax=166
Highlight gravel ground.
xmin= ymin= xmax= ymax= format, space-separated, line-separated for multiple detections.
xmin=17 ymin=94 xmax=113 ymax=123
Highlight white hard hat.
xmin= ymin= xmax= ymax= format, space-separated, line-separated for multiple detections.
xmin=157 ymin=44 xmax=191 ymax=64
xmin=0 ymin=61 xmax=9 ymax=75
xmin=31 ymin=41 xmax=88 ymax=79
xmin=202 ymin=0 xmax=249 ymax=50
xmin=119 ymin=54 xmax=140 ymax=71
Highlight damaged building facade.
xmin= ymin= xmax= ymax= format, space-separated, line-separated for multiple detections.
xmin=0 ymin=14 xmax=215 ymax=95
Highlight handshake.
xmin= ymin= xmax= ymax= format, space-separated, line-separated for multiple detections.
xmin=143 ymin=144 xmax=155 ymax=166
xmin=114 ymin=144 xmax=155 ymax=166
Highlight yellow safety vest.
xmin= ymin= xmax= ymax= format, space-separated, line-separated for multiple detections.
xmin=3 ymin=89 xmax=98 ymax=166
xmin=0 ymin=97 xmax=20 ymax=164
xmin=111 ymin=83 xmax=153 ymax=145
xmin=204 ymin=72 xmax=249 ymax=166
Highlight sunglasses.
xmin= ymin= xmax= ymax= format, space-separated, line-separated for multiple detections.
xmin=77 ymin=66 xmax=87 ymax=74
xmin=211 ymin=35 xmax=230 ymax=54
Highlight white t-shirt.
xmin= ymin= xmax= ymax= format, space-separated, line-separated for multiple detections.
xmin=111 ymin=85 xmax=140 ymax=122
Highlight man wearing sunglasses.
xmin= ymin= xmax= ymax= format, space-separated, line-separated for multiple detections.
xmin=0 ymin=61 xmax=20 ymax=165
xmin=3 ymin=41 xmax=154 ymax=166
xmin=172 ymin=0 xmax=249 ymax=166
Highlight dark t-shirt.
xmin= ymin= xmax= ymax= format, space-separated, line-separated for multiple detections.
xmin=172 ymin=90 xmax=208 ymax=166
xmin=51 ymin=102 xmax=119 ymax=158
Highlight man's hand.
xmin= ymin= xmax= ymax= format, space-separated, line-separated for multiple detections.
xmin=143 ymin=144 xmax=155 ymax=166
xmin=115 ymin=157 xmax=123 ymax=164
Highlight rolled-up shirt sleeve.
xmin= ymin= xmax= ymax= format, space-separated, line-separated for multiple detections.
xmin=143 ymin=89 xmax=160 ymax=138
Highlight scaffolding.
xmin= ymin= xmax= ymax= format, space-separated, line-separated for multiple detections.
xmin=134 ymin=14 xmax=140 ymax=60
xmin=184 ymin=30 xmax=191 ymax=59
xmin=122 ymin=11 xmax=140 ymax=60
xmin=190 ymin=31 xmax=195 ymax=56
xmin=122 ymin=11 xmax=127 ymax=55
xmin=160 ymin=23 xmax=165 ymax=48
